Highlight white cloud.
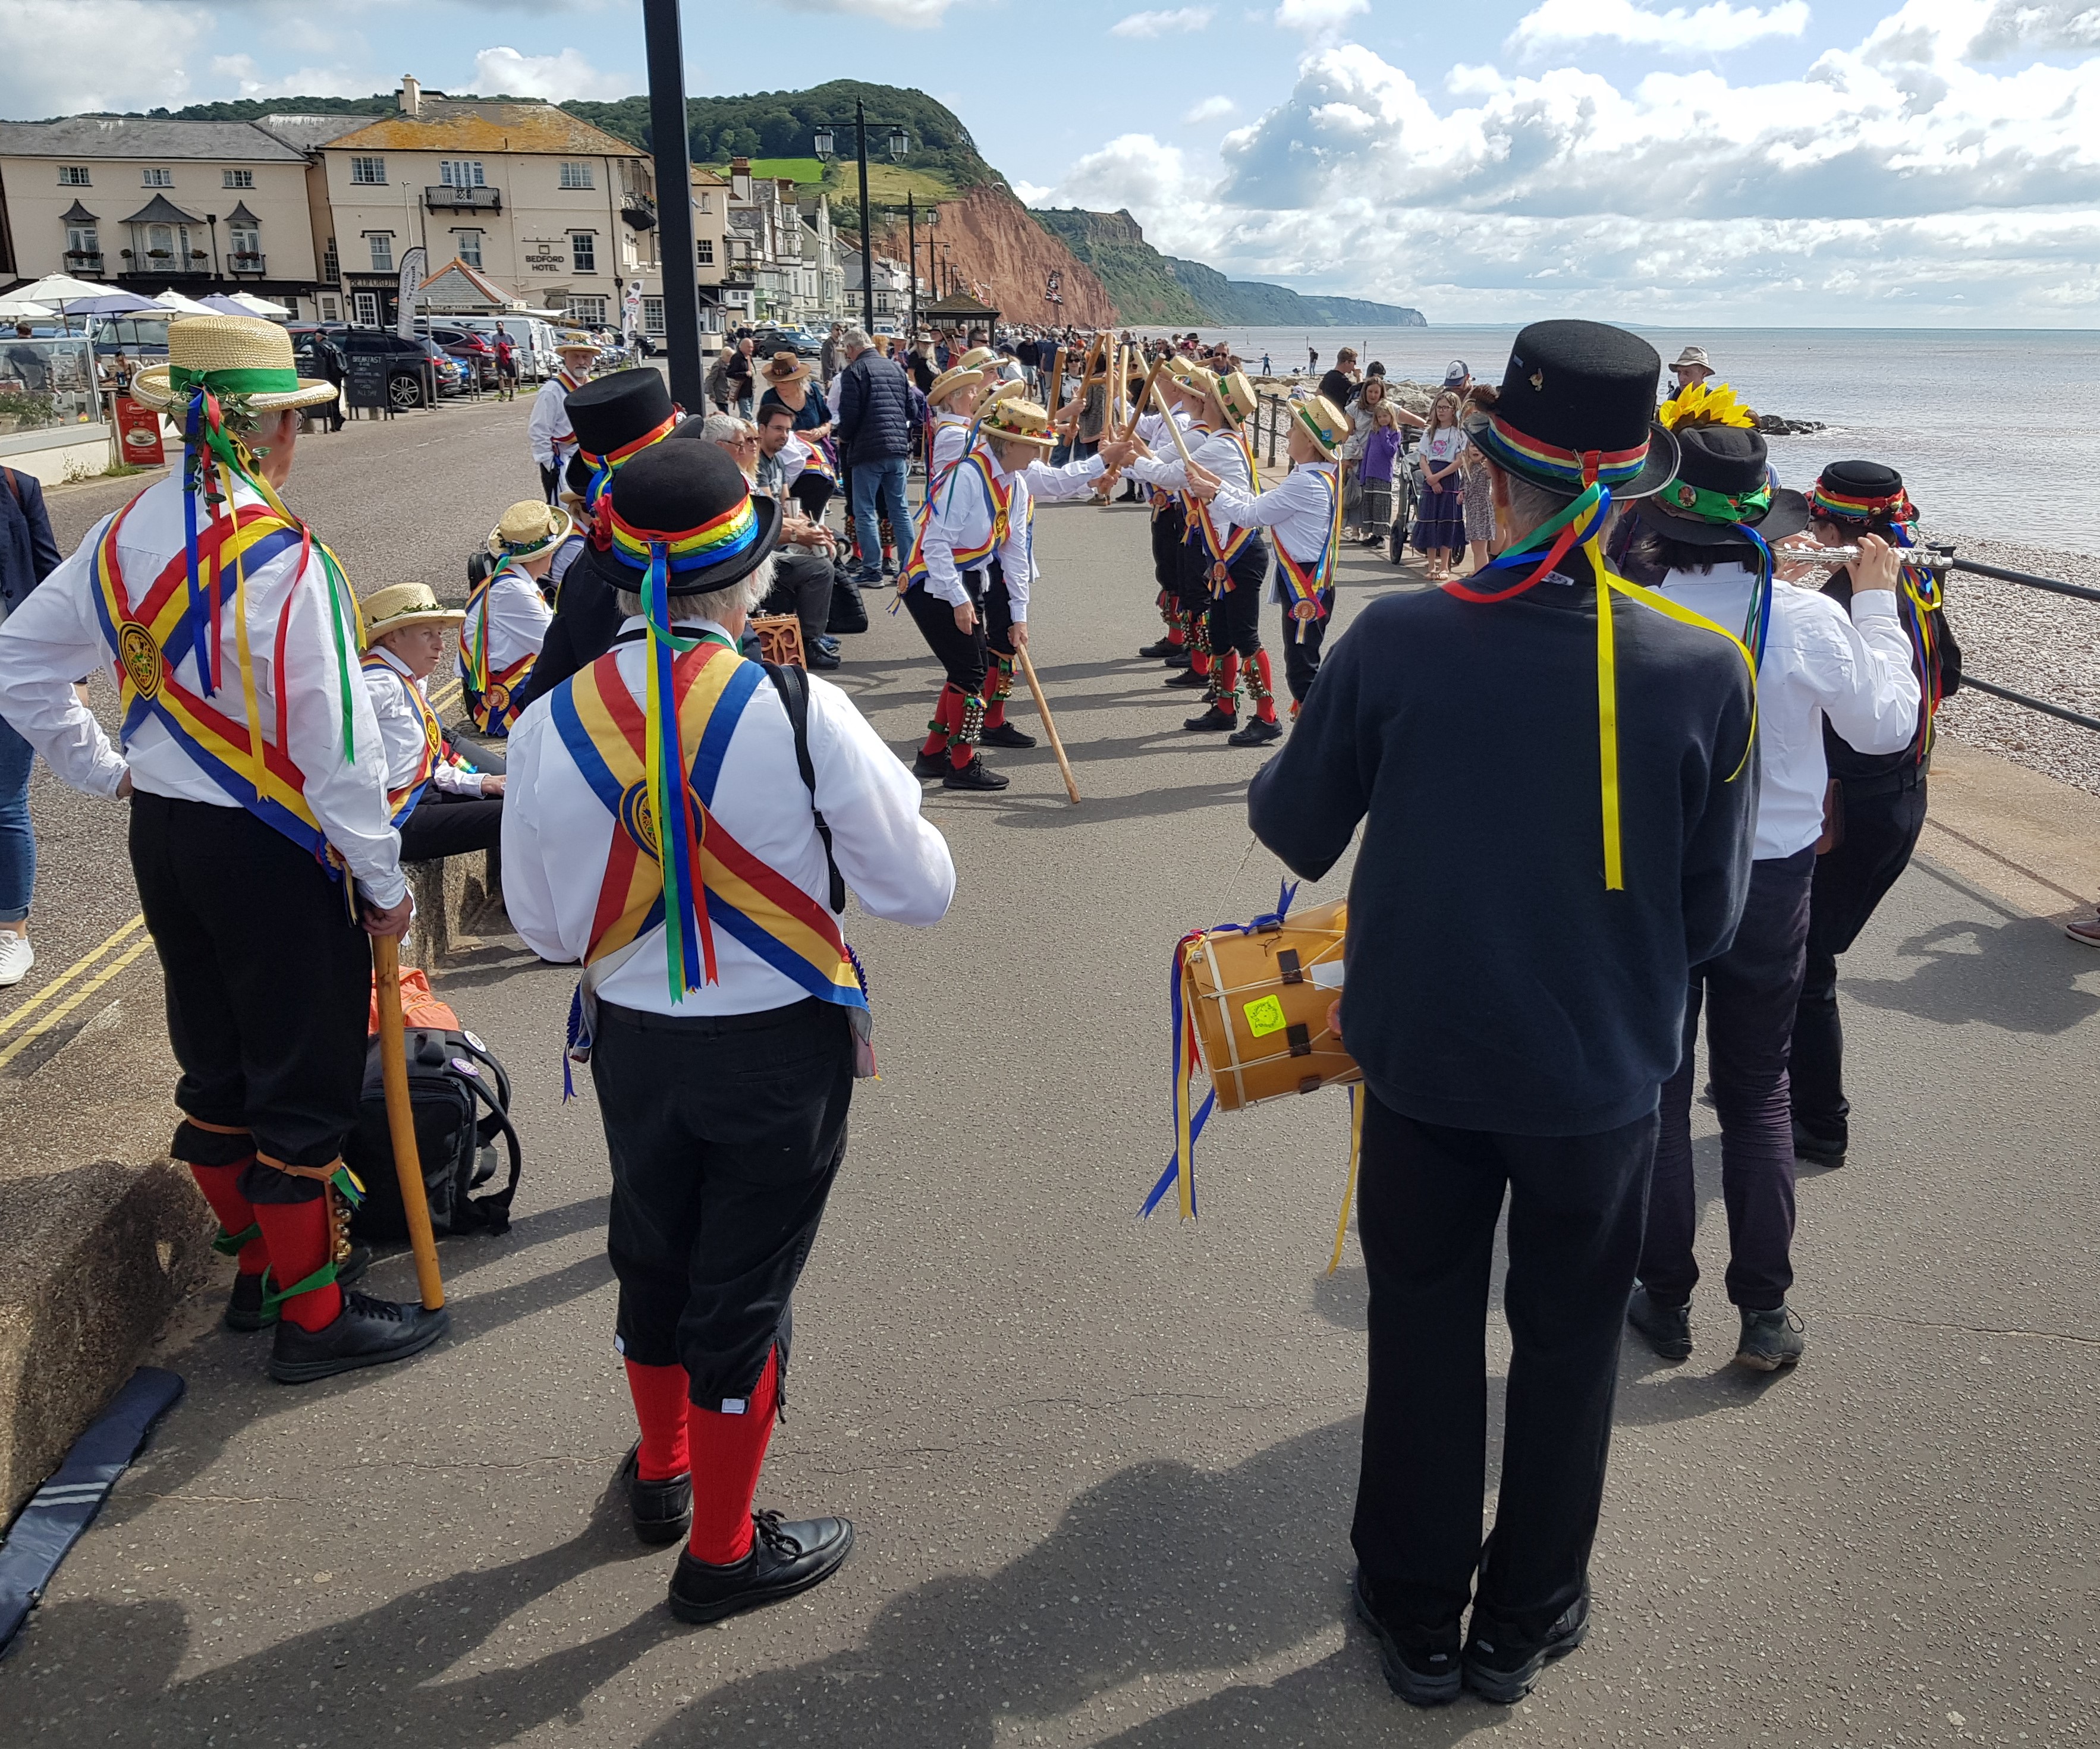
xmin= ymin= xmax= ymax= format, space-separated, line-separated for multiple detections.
xmin=0 ymin=0 xmax=208 ymax=115
xmin=209 ymin=54 xmax=373 ymax=101
xmin=1013 ymin=180 xmax=1055 ymax=204
xmin=772 ymin=0 xmax=964 ymax=24
xmin=1510 ymin=0 xmax=1812 ymax=53
xmin=467 ymin=46 xmax=633 ymax=102
xmin=1184 ymin=94 xmax=1238 ymax=121
xmin=1273 ymin=0 xmax=1370 ymax=32
xmin=1111 ymin=7 xmax=1216 ymax=36
xmin=1971 ymin=0 xmax=2100 ymax=55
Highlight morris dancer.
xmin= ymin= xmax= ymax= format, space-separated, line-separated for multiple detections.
xmin=501 ymin=440 xmax=954 ymax=1624
xmin=1183 ymin=394 xmax=1348 ymax=726
xmin=529 ymin=332 xmax=601 ymax=503
xmin=1133 ymin=364 xmax=1200 ymax=670
xmin=460 ymin=501 xmax=569 ymax=737
xmin=361 ymin=583 xmax=505 ymax=862
xmin=0 ymin=314 xmax=444 ymax=1380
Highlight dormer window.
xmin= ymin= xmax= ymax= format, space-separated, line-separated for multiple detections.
xmin=143 ymin=168 xmax=172 ymax=187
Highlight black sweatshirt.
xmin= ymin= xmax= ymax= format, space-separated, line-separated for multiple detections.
xmin=1247 ymin=564 xmax=1757 ymax=1136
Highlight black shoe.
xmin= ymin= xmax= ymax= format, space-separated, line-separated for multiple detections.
xmin=911 ymin=748 xmax=950 ymax=780
xmin=1165 ymin=667 xmax=1210 ymax=688
xmin=1734 ymin=1303 xmax=1805 ymax=1372
xmin=1351 ymin=1569 xmax=1460 ymax=1707
xmin=1463 ymin=1584 xmax=1590 ymax=1704
xmin=815 ymin=635 xmax=841 ymax=655
xmin=621 ymin=1441 xmax=693 ymax=1546
xmin=667 ymin=1511 xmax=854 ymax=1625
xmin=981 ymin=722 xmax=1036 ymax=748
xmin=1626 ymin=1285 xmax=1692 ymax=1362
xmin=225 ymin=1242 xmax=370 ymax=1333
xmin=267 ymin=1291 xmax=449 ymax=1384
xmin=1792 ymin=1122 xmax=1846 ymax=1169
xmin=806 ymin=647 xmax=842 ymax=671
xmin=1162 ymin=649 xmax=1192 ymax=668
xmin=942 ymin=756 xmax=1009 ymax=791
xmin=1138 ymin=637 xmax=1177 ymax=659
xmin=1227 ymin=717 xmax=1282 ymax=747
xmin=1185 ymin=706 xmax=1238 ymax=732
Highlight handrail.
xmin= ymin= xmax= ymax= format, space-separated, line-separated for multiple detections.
xmin=1958 ymin=677 xmax=2100 ymax=735
xmin=1949 ymin=554 xmax=2100 ymax=605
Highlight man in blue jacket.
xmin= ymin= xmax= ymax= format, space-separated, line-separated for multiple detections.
xmin=834 ymin=329 xmax=914 ymax=587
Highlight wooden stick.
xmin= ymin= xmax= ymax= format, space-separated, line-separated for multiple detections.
xmin=1016 ymin=644 xmax=1080 ymax=805
xmin=1125 ymin=357 xmax=1168 ymax=441
xmin=1045 ymin=344 xmax=1064 ymax=423
xmin=373 ymin=933 xmax=445 ymax=1311
xmin=1150 ymin=377 xmax=1199 ymax=470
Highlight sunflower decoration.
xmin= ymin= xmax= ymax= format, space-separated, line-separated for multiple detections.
xmin=1660 ymin=379 xmax=1758 ymax=432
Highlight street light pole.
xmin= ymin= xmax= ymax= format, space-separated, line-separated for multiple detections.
xmin=642 ymin=0 xmax=703 ymax=407
xmin=906 ymin=191 xmax=917 ymax=339
xmin=853 ymin=96 xmax=875 ymax=339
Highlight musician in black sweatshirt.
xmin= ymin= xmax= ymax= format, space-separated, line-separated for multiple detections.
xmin=1246 ymin=320 xmax=1755 ymax=1710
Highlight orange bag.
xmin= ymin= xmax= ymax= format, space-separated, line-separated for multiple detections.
xmin=367 ymin=964 xmax=460 ymax=1037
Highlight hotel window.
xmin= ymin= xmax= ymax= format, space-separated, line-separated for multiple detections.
xmin=58 ymin=165 xmax=91 ymax=186
xmin=559 ymin=161 xmax=593 ymax=190
xmin=322 ymin=238 xmax=339 ymax=280
xmin=320 ymin=294 xmax=339 ymax=322
xmin=350 ymin=156 xmax=386 ymax=185
xmin=66 ymin=223 xmax=100 ymax=260
xmin=223 ymin=169 xmax=254 ymax=188
xmin=643 ymin=296 xmax=664 ymax=335
xmin=565 ymin=294 xmax=606 ymax=325
xmin=570 ymin=232 xmax=596 ymax=273
xmin=369 ymin=232 xmax=394 ymax=272
xmin=696 ymin=237 xmax=714 ymax=266
xmin=228 ymin=220 xmax=260 ymax=258
xmin=353 ymin=291 xmax=379 ymax=325
xmin=696 ymin=191 xmax=711 ymax=212
xmin=439 ymin=161 xmax=486 ymax=188
xmin=142 ymin=167 xmax=173 ymax=187
xmin=454 ymin=229 xmax=483 ymax=268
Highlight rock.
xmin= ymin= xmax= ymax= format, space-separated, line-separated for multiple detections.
xmin=1756 ymin=414 xmax=1827 ymax=436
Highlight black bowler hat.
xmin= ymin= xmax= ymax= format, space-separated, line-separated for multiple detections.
xmin=1811 ymin=458 xmax=1916 ymax=527
xmin=601 ymin=441 xmax=781 ymax=594
xmin=1637 ymin=424 xmax=1810 ymax=548
xmin=1464 ymin=320 xmax=1678 ymax=501
xmin=566 ymin=367 xmax=677 ymax=461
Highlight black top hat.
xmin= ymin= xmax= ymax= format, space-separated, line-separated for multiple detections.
xmin=1636 ymin=424 xmax=1810 ymax=548
xmin=1464 ymin=320 xmax=1678 ymax=500
xmin=566 ymin=367 xmax=677 ymax=460
xmin=602 ymin=441 xmax=781 ymax=595
xmin=1810 ymin=457 xmax=1916 ymax=528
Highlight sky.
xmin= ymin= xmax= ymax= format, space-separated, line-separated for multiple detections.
xmin=6 ymin=0 xmax=2099 ymax=325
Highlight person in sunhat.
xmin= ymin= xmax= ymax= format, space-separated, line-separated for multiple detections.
xmin=0 ymin=314 xmax=447 ymax=1382
xmin=361 ymin=583 xmax=505 ymax=863
xmin=529 ymin=331 xmax=601 ymax=502
xmin=501 ymin=439 xmax=954 ymax=1625
xmin=1246 ymin=320 xmax=1760 ymax=1708
xmin=1665 ymin=344 xmax=1714 ymax=401
xmin=1179 ymin=392 xmax=1349 ymax=720
xmin=1622 ymin=400 xmax=1921 ymax=1379
xmin=460 ymin=501 xmax=569 ymax=737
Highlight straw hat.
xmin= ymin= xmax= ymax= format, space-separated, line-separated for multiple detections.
xmin=486 ymin=499 xmax=574 ymax=560
xmin=555 ymin=331 xmax=601 ymax=356
xmin=1294 ymin=394 xmax=1348 ymax=461
xmin=1162 ymin=354 xmax=1202 ymax=388
xmin=955 ymin=346 xmax=999 ymax=373
xmin=130 ymin=314 xmax=338 ymax=413
xmin=926 ymin=362 xmax=987 ymax=407
xmin=363 ymin=582 xmax=464 ymax=640
xmin=979 ymin=397 xmax=1058 ymax=450
xmin=1211 ymin=368 xmax=1259 ymax=430
xmin=762 ymin=350 xmax=812 ymax=385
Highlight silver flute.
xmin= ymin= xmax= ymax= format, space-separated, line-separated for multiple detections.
xmin=1773 ymin=543 xmax=1955 ymax=575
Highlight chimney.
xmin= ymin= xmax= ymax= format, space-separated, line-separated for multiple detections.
xmin=399 ymin=75 xmax=421 ymax=118
xmin=731 ymin=157 xmax=751 ymax=203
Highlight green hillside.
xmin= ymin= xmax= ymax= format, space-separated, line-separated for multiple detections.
xmin=1030 ymin=209 xmax=1210 ymax=325
xmin=1165 ymin=256 xmax=1425 ymax=329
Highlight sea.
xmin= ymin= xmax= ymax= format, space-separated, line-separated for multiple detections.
xmin=1127 ymin=326 xmax=2100 ymax=555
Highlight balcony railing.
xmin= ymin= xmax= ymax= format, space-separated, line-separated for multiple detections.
xmin=118 ymin=253 xmax=210 ymax=279
xmin=620 ymin=191 xmax=657 ymax=230
xmin=228 ymin=253 xmax=267 ymax=275
xmin=63 ymin=251 xmax=104 ymax=273
xmin=424 ymin=185 xmax=501 ymax=213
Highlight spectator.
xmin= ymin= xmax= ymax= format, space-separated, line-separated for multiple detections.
xmin=909 ymin=336 xmax=938 ymax=395
xmin=1667 ymin=345 xmax=1714 ymax=401
xmin=1317 ymin=347 xmax=1358 ymax=411
xmin=1410 ymin=389 xmax=1467 ymax=580
xmin=757 ymin=351 xmax=834 ymax=445
xmin=1460 ymin=383 xmax=1499 ymax=573
xmin=724 ymin=336 xmax=757 ymax=417
xmin=1442 ymin=360 xmax=1472 ymax=400
xmin=1358 ymin=403 xmax=1402 ymax=549
xmin=0 ymin=461 xmax=62 ymax=985
xmin=820 ymin=322 xmax=842 ymax=392
xmin=719 ymin=410 xmax=845 ymax=670
xmin=834 ymin=328 xmax=914 ymax=586
xmin=493 ymin=332 xmax=518 ymax=402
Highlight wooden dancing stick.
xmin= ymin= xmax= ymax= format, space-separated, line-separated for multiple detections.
xmin=1124 ymin=357 xmax=1168 ymax=441
xmin=1016 ymin=644 xmax=1080 ymax=805
xmin=373 ymin=933 xmax=445 ymax=1311
xmin=1045 ymin=344 xmax=1065 ymax=423
xmin=1149 ymin=376 xmax=1200 ymax=470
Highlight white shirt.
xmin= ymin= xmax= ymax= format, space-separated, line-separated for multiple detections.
xmin=1129 ymin=424 xmax=1258 ymax=529
xmin=548 ymin=531 xmax=587 ymax=596
xmin=1133 ymin=408 xmax=1193 ymax=451
xmin=1209 ymin=460 xmax=1340 ymax=576
xmin=928 ymin=410 xmax=974 ymax=480
xmin=917 ymin=451 xmax=1092 ymax=625
xmin=527 ymin=372 xmax=584 ymax=469
xmin=502 ymin=618 xmax=955 ymax=1015
xmin=1651 ymin=562 xmax=1920 ymax=860
xmin=0 ymin=472 xmax=405 ymax=905
xmin=363 ymin=645 xmax=489 ymax=798
xmin=461 ymin=567 xmax=554 ymax=682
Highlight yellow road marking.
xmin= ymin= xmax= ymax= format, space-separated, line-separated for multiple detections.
xmin=0 ymin=936 xmax=155 ymax=1071
xmin=0 ymin=914 xmax=146 ymax=1039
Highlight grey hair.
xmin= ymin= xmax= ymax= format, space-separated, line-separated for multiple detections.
xmin=615 ymin=553 xmax=775 ymax=628
xmin=841 ymin=328 xmax=872 ymax=354
xmin=699 ymin=412 xmax=747 ymax=445
xmin=1488 ymin=460 xmax=1620 ymax=549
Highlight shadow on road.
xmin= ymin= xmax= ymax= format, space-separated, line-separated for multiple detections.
xmin=1841 ymin=916 xmax=2100 ymax=1035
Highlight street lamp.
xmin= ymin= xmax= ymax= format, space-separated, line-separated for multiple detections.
xmin=812 ymin=99 xmax=908 ymax=339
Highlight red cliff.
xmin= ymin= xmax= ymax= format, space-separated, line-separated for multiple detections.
xmin=870 ymin=184 xmax=1117 ymax=329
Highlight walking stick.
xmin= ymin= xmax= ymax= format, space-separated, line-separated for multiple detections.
xmin=1015 ymin=643 xmax=1080 ymax=805
xmin=373 ymin=933 xmax=445 ymax=1310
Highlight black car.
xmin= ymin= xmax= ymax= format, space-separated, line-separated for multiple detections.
xmin=753 ymin=325 xmax=824 ymax=359
xmin=288 ymin=324 xmax=444 ymax=411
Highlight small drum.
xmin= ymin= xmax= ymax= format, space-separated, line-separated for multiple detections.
xmin=749 ymin=614 xmax=805 ymax=668
xmin=1180 ymin=898 xmax=1359 ymax=1112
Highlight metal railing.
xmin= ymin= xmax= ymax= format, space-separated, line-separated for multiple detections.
xmin=1931 ymin=548 xmax=2100 ymax=733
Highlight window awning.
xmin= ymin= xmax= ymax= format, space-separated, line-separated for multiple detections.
xmin=225 ymin=202 xmax=260 ymax=226
xmin=60 ymin=200 xmax=99 ymax=224
xmin=121 ymin=193 xmax=206 ymax=227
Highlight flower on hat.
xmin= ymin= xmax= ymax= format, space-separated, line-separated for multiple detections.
xmin=1661 ymin=380 xmax=1757 ymax=433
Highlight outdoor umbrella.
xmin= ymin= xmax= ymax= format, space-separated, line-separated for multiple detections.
xmin=154 ymin=290 xmax=218 ymax=315
xmin=10 ymin=274 xmax=161 ymax=319
xmin=200 ymin=292 xmax=291 ymax=320
xmin=0 ymin=297 xmax=56 ymax=322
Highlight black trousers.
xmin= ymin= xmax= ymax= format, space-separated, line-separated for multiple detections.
xmin=760 ymin=548 xmax=837 ymax=650
xmin=902 ymin=569 xmax=989 ymax=697
xmin=1280 ymin=586 xmax=1337 ymax=703
xmin=593 ymin=996 xmax=853 ymax=1407
xmin=983 ymin=568 xmax=1016 ymax=661
xmin=400 ymin=788 xmax=504 ymax=862
xmin=539 ymin=464 xmax=561 ymax=506
xmin=1351 ymin=1090 xmax=1657 ymax=1644
xmin=1203 ymin=540 xmax=1269 ymax=661
xmin=1791 ymin=776 xmax=1928 ymax=1153
xmin=1150 ymin=502 xmax=1187 ymax=594
xmin=790 ymin=473 xmax=834 ymax=524
xmin=1173 ymin=537 xmax=1214 ymax=620
xmin=130 ymin=793 xmax=371 ymax=1177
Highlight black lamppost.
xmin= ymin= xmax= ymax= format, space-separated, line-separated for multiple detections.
xmin=642 ymin=0 xmax=703 ymax=405
xmin=905 ymin=192 xmax=917 ymax=338
xmin=813 ymin=100 xmax=907 ymax=336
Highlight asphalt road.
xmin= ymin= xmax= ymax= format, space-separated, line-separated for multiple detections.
xmin=4 ymin=397 xmax=2098 ymax=1746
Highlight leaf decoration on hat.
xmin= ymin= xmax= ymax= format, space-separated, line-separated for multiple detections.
xmin=1660 ymin=380 xmax=1758 ymax=433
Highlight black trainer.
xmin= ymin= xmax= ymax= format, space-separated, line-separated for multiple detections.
xmin=1734 ymin=1303 xmax=1805 ymax=1371
xmin=942 ymin=756 xmax=1009 ymax=792
xmin=1463 ymin=1584 xmax=1590 ymax=1704
xmin=1351 ymin=1568 xmax=1460 ymax=1707
xmin=910 ymin=748 xmax=950 ymax=781
xmin=1162 ymin=649 xmax=1193 ymax=669
xmin=1626 ymin=1285 xmax=1692 ymax=1362
xmin=225 ymin=1242 xmax=370 ymax=1333
xmin=1184 ymin=706 xmax=1238 ymax=732
xmin=1137 ymin=637 xmax=1178 ymax=659
xmin=1793 ymin=1122 xmax=1846 ymax=1169
xmin=620 ymin=1442 xmax=693 ymax=1546
xmin=1227 ymin=718 xmax=1282 ymax=747
xmin=1165 ymin=667 xmax=1209 ymax=688
xmin=981 ymin=722 xmax=1036 ymax=749
xmin=667 ymin=1511 xmax=854 ymax=1625
xmin=268 ymin=1291 xmax=449 ymax=1384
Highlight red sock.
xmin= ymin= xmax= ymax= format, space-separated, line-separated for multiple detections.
xmin=920 ymin=686 xmax=958 ymax=757
xmin=1252 ymin=649 xmax=1279 ymax=724
xmin=251 ymin=1195 xmax=342 ymax=1332
xmin=1167 ymin=622 xmax=1186 ymax=648
xmin=686 ymin=1349 xmax=779 ymax=1565
xmin=1216 ymin=652 xmax=1241 ymax=713
xmin=187 ymin=1161 xmax=268 ymax=1275
xmin=624 ymin=1359 xmax=693 ymax=1480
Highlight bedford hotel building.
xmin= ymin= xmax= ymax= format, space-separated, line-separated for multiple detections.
xmin=0 ymin=77 xmax=665 ymax=329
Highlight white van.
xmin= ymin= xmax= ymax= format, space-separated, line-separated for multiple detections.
xmin=460 ymin=316 xmax=555 ymax=382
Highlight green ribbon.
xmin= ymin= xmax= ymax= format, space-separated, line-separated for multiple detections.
xmin=168 ymin=364 xmax=305 ymax=395
xmin=1661 ymin=476 xmax=1773 ymax=524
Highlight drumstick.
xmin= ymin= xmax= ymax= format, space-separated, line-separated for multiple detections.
xmin=1016 ymin=644 xmax=1080 ymax=805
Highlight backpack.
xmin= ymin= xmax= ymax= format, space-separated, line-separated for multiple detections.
xmin=345 ymin=1026 xmax=523 ymax=1242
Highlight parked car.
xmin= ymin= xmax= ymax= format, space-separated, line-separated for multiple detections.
xmin=289 ymin=325 xmax=445 ymax=411
xmin=421 ymin=324 xmax=496 ymax=389
xmin=458 ymin=316 xmax=552 ymax=382
xmin=416 ymin=336 xmax=467 ymax=396
xmin=753 ymin=325 xmax=824 ymax=358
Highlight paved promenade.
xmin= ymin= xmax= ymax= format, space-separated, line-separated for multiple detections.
xmin=2 ymin=393 xmax=2097 ymax=1746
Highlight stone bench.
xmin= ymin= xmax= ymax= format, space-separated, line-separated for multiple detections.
xmin=403 ymin=845 xmax=507 ymax=965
